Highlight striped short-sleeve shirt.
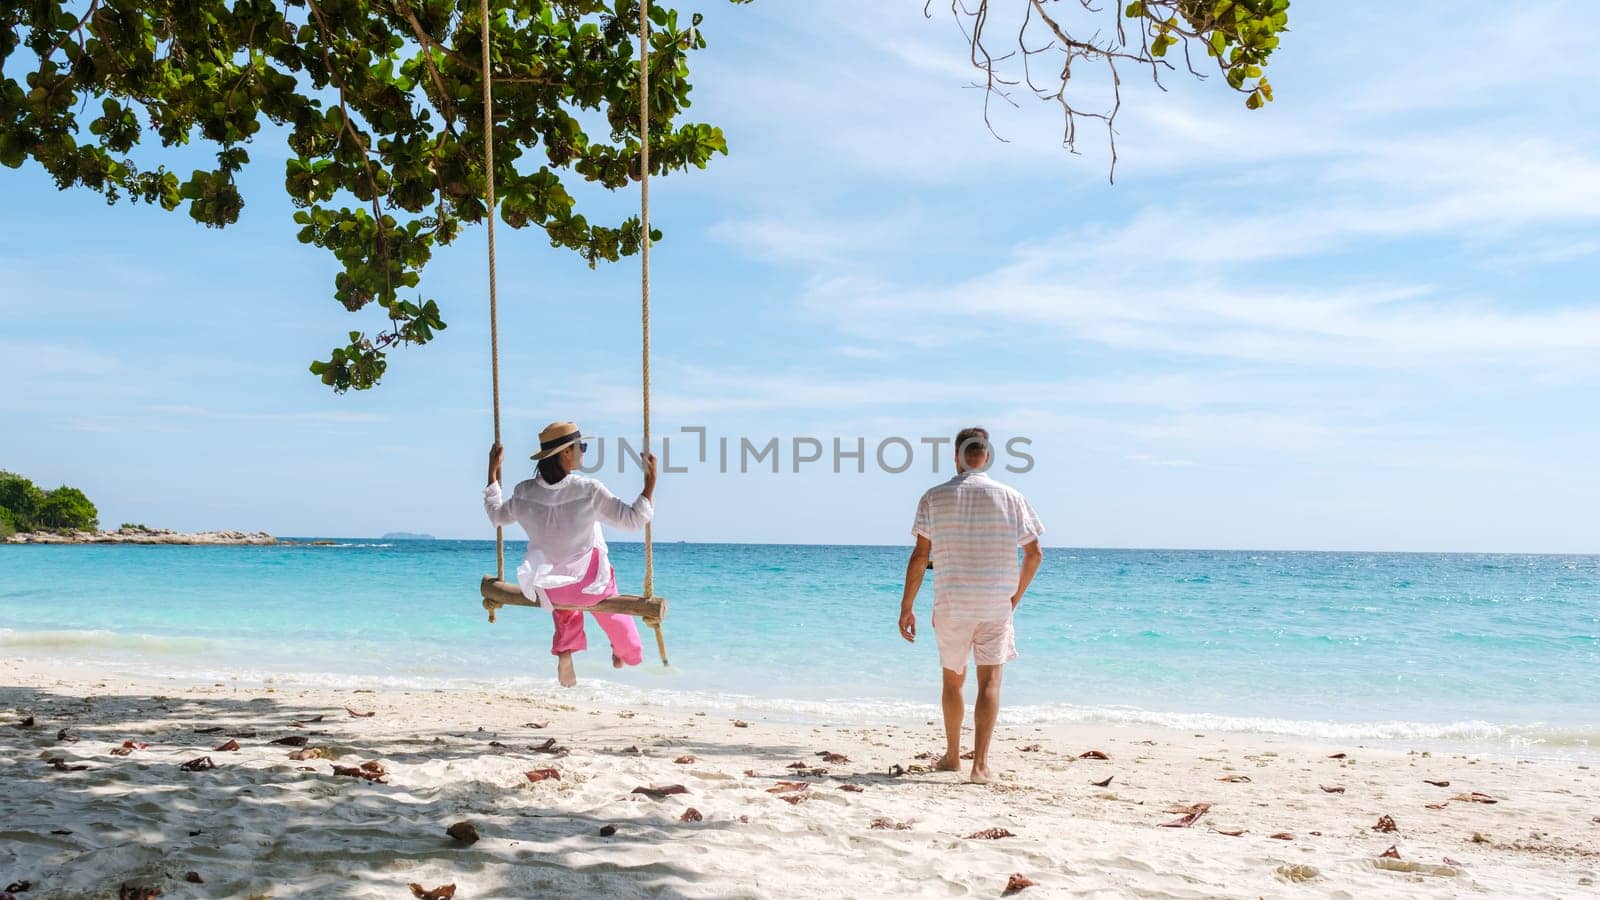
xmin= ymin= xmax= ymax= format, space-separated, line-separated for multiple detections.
xmin=913 ymin=471 xmax=1044 ymax=624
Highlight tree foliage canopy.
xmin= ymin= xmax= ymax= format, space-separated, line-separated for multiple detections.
xmin=0 ymin=470 xmax=44 ymax=526
xmin=4 ymin=1 xmax=1288 ymax=391
xmin=2 ymin=0 xmax=736 ymax=390
xmin=35 ymin=484 xmax=100 ymax=530
xmin=0 ymin=470 xmax=100 ymax=532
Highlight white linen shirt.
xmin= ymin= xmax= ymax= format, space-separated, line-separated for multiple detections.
xmin=912 ymin=471 xmax=1044 ymax=624
xmin=483 ymin=474 xmax=653 ymax=601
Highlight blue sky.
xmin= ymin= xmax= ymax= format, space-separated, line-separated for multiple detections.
xmin=4 ymin=1 xmax=1599 ymax=551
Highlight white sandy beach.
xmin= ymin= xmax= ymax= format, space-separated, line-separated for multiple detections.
xmin=2 ymin=658 xmax=1596 ymax=899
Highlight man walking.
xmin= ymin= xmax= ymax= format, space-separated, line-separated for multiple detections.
xmin=899 ymin=427 xmax=1044 ymax=784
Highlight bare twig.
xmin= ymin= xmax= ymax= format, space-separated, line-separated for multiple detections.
xmin=936 ymin=0 xmax=1270 ymax=181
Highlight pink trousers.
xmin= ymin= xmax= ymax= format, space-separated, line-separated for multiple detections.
xmin=543 ymin=549 xmax=643 ymax=667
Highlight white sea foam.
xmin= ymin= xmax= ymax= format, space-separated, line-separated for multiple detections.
xmin=0 ymin=628 xmax=215 ymax=655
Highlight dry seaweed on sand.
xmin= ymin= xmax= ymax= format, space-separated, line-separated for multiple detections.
xmin=1079 ymin=750 xmax=1111 ymax=760
xmin=331 ymin=761 xmax=387 ymax=782
xmin=1373 ymin=815 xmax=1399 ymax=833
xmin=1089 ymin=775 xmax=1114 ymax=787
xmin=1003 ymin=874 xmax=1035 ymax=895
xmin=632 ymin=784 xmax=689 ymax=799
xmin=966 ymin=827 xmax=1015 ymax=840
xmin=1160 ymin=803 xmax=1211 ymax=828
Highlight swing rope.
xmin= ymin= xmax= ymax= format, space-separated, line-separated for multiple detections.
xmin=481 ymin=0 xmax=504 ymax=587
xmin=478 ymin=0 xmax=667 ymax=666
xmin=636 ymin=0 xmax=668 ymax=665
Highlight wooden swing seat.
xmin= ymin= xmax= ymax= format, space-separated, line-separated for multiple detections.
xmin=479 ymin=576 xmax=667 ymax=619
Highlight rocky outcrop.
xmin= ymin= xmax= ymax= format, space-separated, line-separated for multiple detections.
xmin=4 ymin=527 xmax=276 ymax=545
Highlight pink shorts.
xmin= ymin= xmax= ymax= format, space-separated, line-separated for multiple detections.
xmin=933 ymin=615 xmax=1018 ymax=674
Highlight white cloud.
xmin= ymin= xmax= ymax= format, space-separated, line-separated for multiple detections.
xmin=708 ymin=215 xmax=912 ymax=265
xmin=146 ymin=405 xmax=385 ymax=425
xmin=0 ymin=340 xmax=119 ymax=378
xmin=802 ymin=267 xmax=1600 ymax=369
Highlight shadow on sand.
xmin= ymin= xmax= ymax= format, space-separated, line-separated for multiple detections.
xmin=1 ymin=685 xmax=709 ymax=898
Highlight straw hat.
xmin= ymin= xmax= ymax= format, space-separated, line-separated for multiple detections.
xmin=530 ymin=421 xmax=583 ymax=460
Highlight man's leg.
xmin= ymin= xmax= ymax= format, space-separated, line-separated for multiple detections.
xmin=970 ymin=663 xmax=1004 ymax=783
xmin=937 ymin=665 xmax=965 ymax=771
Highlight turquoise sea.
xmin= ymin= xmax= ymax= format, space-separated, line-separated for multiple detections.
xmin=2 ymin=542 xmax=1597 ymax=754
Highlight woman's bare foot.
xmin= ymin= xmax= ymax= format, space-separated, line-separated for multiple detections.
xmin=556 ymin=652 xmax=577 ymax=688
xmin=934 ymin=753 xmax=962 ymax=772
xmin=968 ymin=763 xmax=994 ymax=785
xmin=612 ymin=653 xmax=624 ymax=670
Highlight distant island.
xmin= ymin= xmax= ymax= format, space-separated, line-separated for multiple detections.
xmin=382 ymin=532 xmax=436 ymax=540
xmin=5 ymin=525 xmax=276 ymax=545
xmin=3 ymin=469 xmax=272 ymax=545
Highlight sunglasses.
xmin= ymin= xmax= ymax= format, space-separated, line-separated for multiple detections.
xmin=576 ymin=441 xmax=589 ymax=453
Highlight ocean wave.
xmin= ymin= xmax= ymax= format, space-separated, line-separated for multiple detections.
xmin=12 ymin=650 xmax=1594 ymax=757
xmin=0 ymin=628 xmax=215 ymax=656
xmin=503 ymin=680 xmax=1599 ymax=753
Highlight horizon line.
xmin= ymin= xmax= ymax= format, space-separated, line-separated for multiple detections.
xmin=276 ymin=537 xmax=1600 ymax=557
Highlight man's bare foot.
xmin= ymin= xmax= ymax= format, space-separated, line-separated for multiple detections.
xmin=934 ymin=753 xmax=962 ymax=772
xmin=556 ymin=652 xmax=577 ymax=688
xmin=612 ymin=653 xmax=624 ymax=670
xmin=968 ymin=763 xmax=994 ymax=785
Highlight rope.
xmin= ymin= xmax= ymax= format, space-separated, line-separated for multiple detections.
xmin=638 ymin=0 xmax=654 ymax=602
xmin=638 ymin=0 xmax=667 ymax=667
xmin=482 ymin=0 xmax=504 ymax=621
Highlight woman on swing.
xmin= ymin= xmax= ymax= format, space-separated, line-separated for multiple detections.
xmin=485 ymin=422 xmax=657 ymax=687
